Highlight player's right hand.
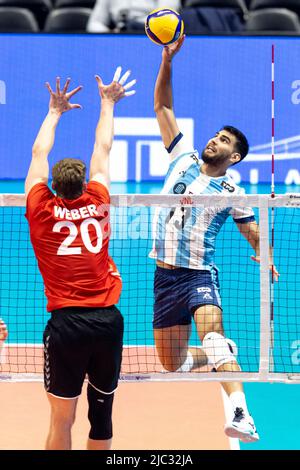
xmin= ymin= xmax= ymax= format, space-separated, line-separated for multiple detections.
xmin=250 ymin=255 xmax=280 ymax=282
xmin=163 ymin=35 xmax=185 ymax=62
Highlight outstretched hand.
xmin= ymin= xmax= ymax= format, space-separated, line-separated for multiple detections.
xmin=251 ymin=256 xmax=280 ymax=282
xmin=95 ymin=66 xmax=136 ymax=103
xmin=162 ymin=34 xmax=185 ymax=62
xmin=45 ymin=77 xmax=82 ymax=115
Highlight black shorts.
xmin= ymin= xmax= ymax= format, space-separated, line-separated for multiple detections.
xmin=43 ymin=306 xmax=124 ymax=398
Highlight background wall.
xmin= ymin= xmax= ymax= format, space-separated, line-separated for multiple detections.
xmin=1 ymin=34 xmax=300 ymax=184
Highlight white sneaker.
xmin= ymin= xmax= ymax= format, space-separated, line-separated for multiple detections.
xmin=224 ymin=407 xmax=259 ymax=443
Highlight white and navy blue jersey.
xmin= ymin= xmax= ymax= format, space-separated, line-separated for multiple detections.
xmin=150 ymin=133 xmax=255 ymax=270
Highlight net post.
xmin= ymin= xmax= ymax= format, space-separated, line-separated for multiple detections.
xmin=259 ymin=195 xmax=271 ymax=381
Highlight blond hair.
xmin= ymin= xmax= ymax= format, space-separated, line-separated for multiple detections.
xmin=52 ymin=158 xmax=86 ymax=199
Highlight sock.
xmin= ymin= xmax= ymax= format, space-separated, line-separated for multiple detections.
xmin=229 ymin=391 xmax=249 ymax=416
xmin=176 ymin=351 xmax=194 ymax=372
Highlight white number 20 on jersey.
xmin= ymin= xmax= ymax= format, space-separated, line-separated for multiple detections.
xmin=53 ymin=218 xmax=103 ymax=255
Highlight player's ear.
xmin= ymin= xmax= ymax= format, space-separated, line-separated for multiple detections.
xmin=51 ymin=181 xmax=56 ymax=191
xmin=231 ymin=152 xmax=241 ymax=164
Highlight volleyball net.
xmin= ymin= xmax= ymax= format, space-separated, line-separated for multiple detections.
xmin=0 ymin=193 xmax=300 ymax=383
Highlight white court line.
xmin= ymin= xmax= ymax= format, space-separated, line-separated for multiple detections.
xmin=221 ymin=388 xmax=240 ymax=451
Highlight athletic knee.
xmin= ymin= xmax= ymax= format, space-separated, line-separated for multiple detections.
xmin=159 ymin=357 xmax=180 ymax=372
xmin=50 ymin=409 xmax=76 ymax=429
xmin=160 ymin=351 xmax=193 ymax=372
xmin=198 ymin=322 xmax=224 ymax=340
xmin=87 ymin=383 xmax=114 ymax=440
xmin=162 ymin=362 xmax=180 ymax=372
xmin=204 ymin=324 xmax=224 ymax=337
xmin=202 ymin=332 xmax=238 ymax=369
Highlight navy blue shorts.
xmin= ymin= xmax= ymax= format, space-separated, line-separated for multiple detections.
xmin=153 ymin=266 xmax=222 ymax=329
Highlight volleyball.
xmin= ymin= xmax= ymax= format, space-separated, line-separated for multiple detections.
xmin=145 ymin=8 xmax=184 ymax=46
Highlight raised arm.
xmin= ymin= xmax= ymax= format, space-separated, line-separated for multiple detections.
xmin=154 ymin=35 xmax=185 ymax=149
xmin=89 ymin=67 xmax=136 ymax=188
xmin=25 ymin=77 xmax=82 ymax=198
xmin=236 ymin=220 xmax=279 ymax=281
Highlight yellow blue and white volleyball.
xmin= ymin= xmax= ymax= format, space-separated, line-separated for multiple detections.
xmin=145 ymin=8 xmax=184 ymax=46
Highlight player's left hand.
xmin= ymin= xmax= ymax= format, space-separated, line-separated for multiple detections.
xmin=95 ymin=67 xmax=136 ymax=103
xmin=251 ymin=256 xmax=280 ymax=282
xmin=163 ymin=34 xmax=185 ymax=62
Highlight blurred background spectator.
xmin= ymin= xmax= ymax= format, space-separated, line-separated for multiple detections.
xmin=181 ymin=0 xmax=249 ymax=34
xmin=86 ymin=0 xmax=182 ymax=33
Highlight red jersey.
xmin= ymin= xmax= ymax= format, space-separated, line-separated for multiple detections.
xmin=25 ymin=181 xmax=122 ymax=312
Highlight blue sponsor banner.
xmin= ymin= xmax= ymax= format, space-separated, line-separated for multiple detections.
xmin=0 ymin=34 xmax=300 ymax=184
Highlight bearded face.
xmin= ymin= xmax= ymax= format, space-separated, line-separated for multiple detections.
xmin=201 ymin=146 xmax=232 ymax=167
xmin=201 ymin=131 xmax=240 ymax=167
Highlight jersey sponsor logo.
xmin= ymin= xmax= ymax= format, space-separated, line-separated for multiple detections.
xmin=173 ymin=182 xmax=186 ymax=194
xmin=197 ymin=288 xmax=213 ymax=300
xmin=197 ymin=287 xmax=211 ymax=293
xmin=203 ymin=293 xmax=213 ymax=300
xmin=190 ymin=153 xmax=199 ymax=164
xmin=221 ymin=181 xmax=235 ymax=192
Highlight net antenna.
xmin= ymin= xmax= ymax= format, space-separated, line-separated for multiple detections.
xmin=270 ymin=44 xmax=276 ymax=371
